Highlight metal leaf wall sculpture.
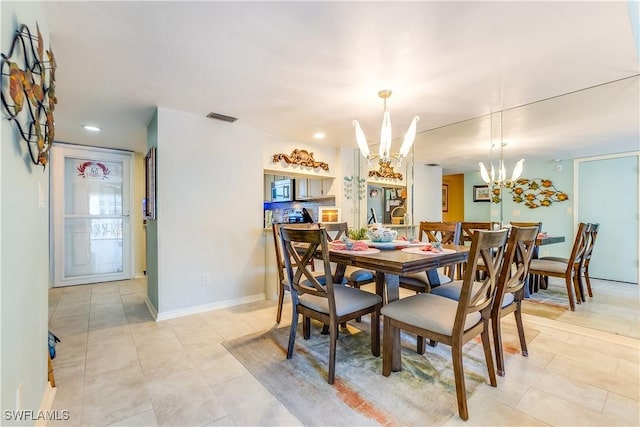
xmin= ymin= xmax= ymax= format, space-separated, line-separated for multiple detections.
xmin=498 ymin=178 xmax=569 ymax=209
xmin=1 ymin=23 xmax=57 ymax=169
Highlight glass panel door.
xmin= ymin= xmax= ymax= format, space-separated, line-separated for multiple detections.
xmin=52 ymin=145 xmax=132 ymax=286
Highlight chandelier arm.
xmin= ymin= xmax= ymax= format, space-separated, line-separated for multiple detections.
xmin=353 ymin=120 xmax=370 ymax=158
xmin=399 ymin=116 xmax=420 ymax=156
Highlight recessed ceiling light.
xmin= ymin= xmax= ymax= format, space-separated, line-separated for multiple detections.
xmin=82 ymin=125 xmax=102 ymax=132
xmin=313 ymin=132 xmax=325 ymax=140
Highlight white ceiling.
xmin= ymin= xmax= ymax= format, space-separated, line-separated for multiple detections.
xmin=43 ymin=1 xmax=639 ymax=174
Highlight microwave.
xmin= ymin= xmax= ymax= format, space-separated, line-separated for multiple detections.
xmin=271 ymin=178 xmax=294 ymax=202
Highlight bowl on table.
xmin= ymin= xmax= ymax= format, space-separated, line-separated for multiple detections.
xmin=366 ymin=227 xmax=398 ymax=243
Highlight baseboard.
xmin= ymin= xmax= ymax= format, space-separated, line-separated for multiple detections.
xmin=144 ymin=296 xmax=159 ymax=320
xmin=154 ymin=293 xmax=267 ymax=321
xmin=34 ymin=382 xmax=57 ymax=427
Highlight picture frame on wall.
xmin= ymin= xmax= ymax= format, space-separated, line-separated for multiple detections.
xmin=442 ymin=184 xmax=449 ymax=212
xmin=144 ymin=147 xmax=157 ymax=219
xmin=318 ymin=206 xmax=341 ymax=223
xmin=473 ymin=185 xmax=491 ymax=202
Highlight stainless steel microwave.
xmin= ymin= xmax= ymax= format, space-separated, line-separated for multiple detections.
xmin=271 ymin=178 xmax=294 ymax=202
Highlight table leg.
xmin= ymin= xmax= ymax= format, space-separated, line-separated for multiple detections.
xmin=384 ymin=273 xmax=399 ymax=303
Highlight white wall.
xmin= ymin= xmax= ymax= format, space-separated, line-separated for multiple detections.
xmin=154 ymin=108 xmax=265 ymax=317
xmin=1 ymin=1 xmax=50 ymax=419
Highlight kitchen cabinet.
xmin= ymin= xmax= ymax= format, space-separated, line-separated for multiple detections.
xmin=264 ymin=174 xmax=291 ymax=201
xmin=296 ymin=178 xmax=333 ymax=200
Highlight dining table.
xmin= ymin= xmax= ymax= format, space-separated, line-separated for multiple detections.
xmin=328 ymin=243 xmax=470 ymax=303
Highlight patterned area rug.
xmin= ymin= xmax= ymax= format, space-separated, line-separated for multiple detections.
xmin=523 ymin=283 xmax=571 ymax=319
xmin=224 ymin=320 xmax=505 ymax=426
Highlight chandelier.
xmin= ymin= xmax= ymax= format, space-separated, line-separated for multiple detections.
xmin=353 ymin=90 xmax=420 ymax=167
xmin=478 ymin=111 xmax=525 ymax=188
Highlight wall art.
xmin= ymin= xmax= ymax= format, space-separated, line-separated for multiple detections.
xmin=506 ymin=178 xmax=569 ymax=208
xmin=272 ymin=149 xmax=329 ymax=171
xmin=1 ymin=22 xmax=57 ymax=169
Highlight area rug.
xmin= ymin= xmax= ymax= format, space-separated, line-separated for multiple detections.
xmin=223 ymin=320 xmax=500 ymax=426
xmin=523 ymin=283 xmax=571 ymax=320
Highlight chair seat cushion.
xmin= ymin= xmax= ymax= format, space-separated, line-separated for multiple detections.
xmin=299 ymin=285 xmax=382 ymax=317
xmin=430 ymin=280 xmax=515 ymax=308
xmin=540 ymin=256 xmax=569 ymax=263
xmin=529 ymin=259 xmax=569 ymax=274
xmin=381 ymin=293 xmax=481 ymax=336
xmin=400 ymin=271 xmax=452 ymax=290
xmin=345 ymin=266 xmax=374 ymax=283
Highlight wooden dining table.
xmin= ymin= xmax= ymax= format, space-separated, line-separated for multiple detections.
xmin=329 ymin=244 xmax=470 ymax=303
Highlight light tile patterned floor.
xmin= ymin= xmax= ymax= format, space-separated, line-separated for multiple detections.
xmin=48 ymin=278 xmax=639 ymax=426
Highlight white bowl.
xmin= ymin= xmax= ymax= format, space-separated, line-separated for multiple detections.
xmin=366 ymin=228 xmax=397 ymax=243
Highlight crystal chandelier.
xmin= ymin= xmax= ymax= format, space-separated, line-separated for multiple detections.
xmin=479 ymin=111 xmax=525 ymax=188
xmin=353 ymin=90 xmax=420 ymax=167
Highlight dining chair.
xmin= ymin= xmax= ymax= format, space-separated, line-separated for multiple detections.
xmin=540 ymin=222 xmax=599 ymax=301
xmin=399 ymin=221 xmax=462 ymax=293
xmin=381 ymin=229 xmax=509 ymax=421
xmin=432 ymin=226 xmax=539 ymax=376
xmin=459 ymin=222 xmax=493 ymax=279
xmin=508 ymin=222 xmax=542 ymax=292
xmin=318 ymin=222 xmax=375 ymax=290
xmin=460 ymin=221 xmax=493 ymax=245
xmin=280 ymin=227 xmax=382 ymax=385
xmin=528 ymin=222 xmax=590 ymax=311
xmin=272 ymin=223 xmax=319 ymax=323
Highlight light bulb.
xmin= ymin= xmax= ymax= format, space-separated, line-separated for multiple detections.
xmin=511 ymin=158 xmax=525 ymax=181
xmin=479 ymin=162 xmax=490 ymax=183
xmin=399 ymin=116 xmax=420 ymax=156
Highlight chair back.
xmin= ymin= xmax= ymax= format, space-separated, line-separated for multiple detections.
xmin=583 ymin=223 xmax=599 ymax=263
xmin=318 ymin=222 xmax=349 ymax=242
xmin=457 ymin=229 xmax=509 ymax=321
xmin=510 ymin=221 xmax=542 ymax=233
xmin=272 ymin=223 xmax=318 ymax=283
xmin=493 ymin=226 xmax=539 ymax=314
xmin=280 ymin=227 xmax=336 ymax=311
xmin=568 ymin=222 xmax=591 ymax=267
xmin=460 ymin=222 xmax=493 ymax=244
xmin=418 ymin=221 xmax=462 ymax=245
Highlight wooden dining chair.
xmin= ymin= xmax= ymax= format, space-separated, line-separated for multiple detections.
xmin=272 ymin=223 xmax=318 ymax=323
xmin=580 ymin=223 xmax=599 ymax=298
xmin=540 ymin=222 xmax=599 ymax=301
xmin=280 ymin=227 xmax=382 ymax=384
xmin=399 ymin=221 xmax=462 ymax=293
xmin=381 ymin=229 xmax=509 ymax=421
xmin=460 ymin=221 xmax=493 ymax=245
xmin=430 ymin=226 xmax=539 ymax=376
xmin=528 ymin=222 xmax=590 ymax=311
xmin=458 ymin=222 xmax=493 ymax=278
xmin=318 ymin=222 xmax=375 ymax=290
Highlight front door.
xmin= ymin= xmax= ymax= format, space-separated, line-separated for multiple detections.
xmin=51 ymin=144 xmax=133 ymax=286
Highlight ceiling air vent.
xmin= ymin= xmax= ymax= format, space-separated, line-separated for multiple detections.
xmin=206 ymin=112 xmax=238 ymax=123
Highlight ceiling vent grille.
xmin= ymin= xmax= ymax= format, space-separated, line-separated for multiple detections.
xmin=206 ymin=112 xmax=238 ymax=123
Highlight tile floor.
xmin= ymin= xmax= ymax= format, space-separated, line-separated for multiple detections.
xmin=48 ymin=277 xmax=639 ymax=426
